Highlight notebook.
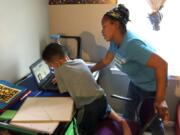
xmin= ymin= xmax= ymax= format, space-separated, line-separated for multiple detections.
xmin=29 ymin=59 xmax=58 ymax=91
xmin=10 ymin=97 xmax=74 ymax=134
xmin=11 ymin=97 xmax=74 ymax=122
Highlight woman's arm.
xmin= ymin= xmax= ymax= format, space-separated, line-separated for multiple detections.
xmin=91 ymin=51 xmax=115 ymax=72
xmin=146 ymin=53 xmax=168 ymax=120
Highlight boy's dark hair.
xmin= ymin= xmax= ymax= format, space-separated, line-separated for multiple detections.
xmin=42 ymin=43 xmax=67 ymax=61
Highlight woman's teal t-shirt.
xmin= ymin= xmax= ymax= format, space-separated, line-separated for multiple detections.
xmin=108 ymin=30 xmax=156 ymax=92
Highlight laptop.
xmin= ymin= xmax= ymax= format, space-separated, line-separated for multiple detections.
xmin=29 ymin=59 xmax=58 ymax=91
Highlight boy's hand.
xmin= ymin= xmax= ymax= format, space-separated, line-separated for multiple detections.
xmin=52 ymin=78 xmax=57 ymax=84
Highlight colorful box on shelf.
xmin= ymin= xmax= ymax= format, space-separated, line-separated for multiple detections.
xmin=0 ymin=80 xmax=31 ymax=113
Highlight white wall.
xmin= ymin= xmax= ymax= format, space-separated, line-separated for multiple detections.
xmin=49 ymin=4 xmax=116 ymax=62
xmin=0 ymin=0 xmax=50 ymax=82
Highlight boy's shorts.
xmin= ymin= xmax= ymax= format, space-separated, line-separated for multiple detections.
xmin=76 ymin=95 xmax=111 ymax=135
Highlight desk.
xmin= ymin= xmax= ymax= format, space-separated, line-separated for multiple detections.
xmin=0 ymin=74 xmax=75 ymax=135
xmin=0 ymin=70 xmax=99 ymax=134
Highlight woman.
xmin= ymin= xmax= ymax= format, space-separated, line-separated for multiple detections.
xmin=91 ymin=4 xmax=168 ymax=135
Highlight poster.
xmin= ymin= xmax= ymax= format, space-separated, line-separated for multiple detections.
xmin=49 ymin=0 xmax=117 ymax=5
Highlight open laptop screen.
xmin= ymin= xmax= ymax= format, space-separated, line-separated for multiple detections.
xmin=30 ymin=59 xmax=51 ymax=84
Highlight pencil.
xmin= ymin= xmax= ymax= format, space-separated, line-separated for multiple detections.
xmin=20 ymin=90 xmax=32 ymax=101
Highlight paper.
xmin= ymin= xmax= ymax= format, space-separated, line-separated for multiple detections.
xmin=0 ymin=110 xmax=17 ymax=121
xmin=12 ymin=97 xmax=74 ymax=122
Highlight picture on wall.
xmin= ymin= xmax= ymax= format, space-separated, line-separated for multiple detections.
xmin=49 ymin=0 xmax=117 ymax=5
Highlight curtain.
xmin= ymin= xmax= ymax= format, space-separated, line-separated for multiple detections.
xmin=146 ymin=0 xmax=166 ymax=31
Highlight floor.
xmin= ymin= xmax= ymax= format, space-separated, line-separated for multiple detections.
xmin=164 ymin=125 xmax=175 ymax=135
xmin=144 ymin=121 xmax=176 ymax=135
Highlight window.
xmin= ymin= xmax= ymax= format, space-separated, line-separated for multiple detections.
xmin=118 ymin=0 xmax=180 ymax=76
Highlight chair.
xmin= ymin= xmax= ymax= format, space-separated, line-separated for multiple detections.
xmin=49 ymin=34 xmax=81 ymax=59
xmin=95 ymin=94 xmax=159 ymax=135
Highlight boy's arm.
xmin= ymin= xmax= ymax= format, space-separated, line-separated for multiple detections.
xmin=54 ymin=73 xmax=68 ymax=93
xmin=57 ymin=78 xmax=68 ymax=93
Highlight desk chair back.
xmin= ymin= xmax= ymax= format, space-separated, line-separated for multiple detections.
xmin=49 ymin=34 xmax=81 ymax=59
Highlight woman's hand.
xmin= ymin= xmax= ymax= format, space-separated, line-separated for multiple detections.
xmin=154 ymin=100 xmax=170 ymax=122
xmin=91 ymin=51 xmax=115 ymax=72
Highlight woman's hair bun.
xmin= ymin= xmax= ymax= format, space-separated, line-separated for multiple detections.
xmin=116 ymin=4 xmax=130 ymax=25
xmin=105 ymin=4 xmax=130 ymax=25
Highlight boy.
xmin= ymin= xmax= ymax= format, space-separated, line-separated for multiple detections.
xmin=42 ymin=43 xmax=131 ymax=135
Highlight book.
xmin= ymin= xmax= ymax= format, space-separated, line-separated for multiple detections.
xmin=0 ymin=110 xmax=17 ymax=121
xmin=0 ymin=80 xmax=31 ymax=114
xmin=0 ymin=121 xmax=37 ymax=135
xmin=10 ymin=121 xmax=59 ymax=134
xmin=10 ymin=97 xmax=74 ymax=134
